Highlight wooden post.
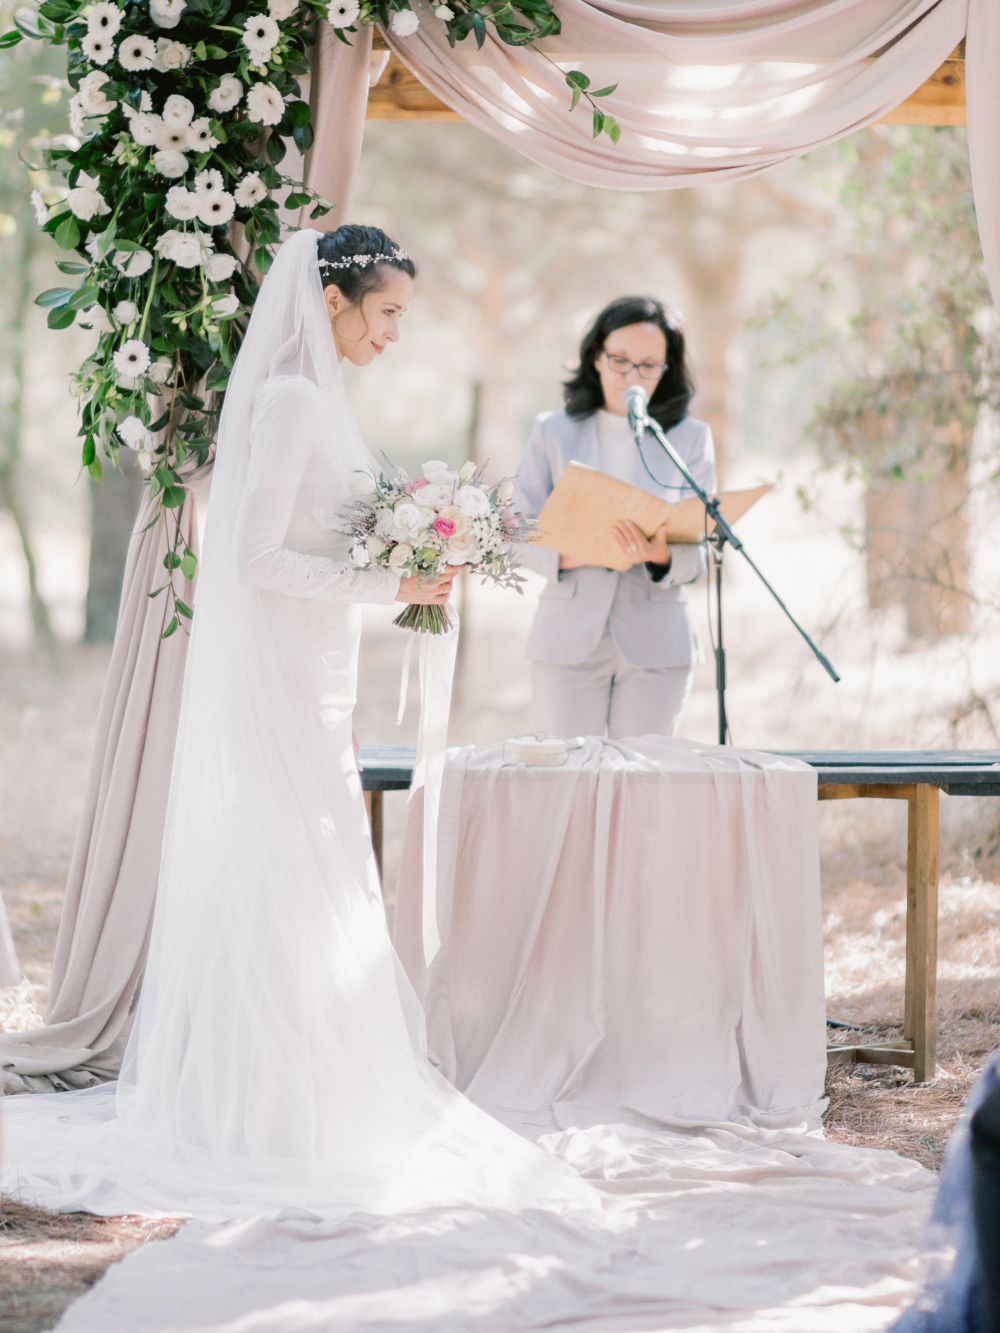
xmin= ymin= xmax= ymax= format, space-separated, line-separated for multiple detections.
xmin=905 ymin=785 xmax=939 ymax=1082
xmin=364 ymin=790 xmax=385 ymax=886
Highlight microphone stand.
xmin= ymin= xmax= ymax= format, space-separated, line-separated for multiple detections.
xmin=627 ymin=401 xmax=840 ymax=745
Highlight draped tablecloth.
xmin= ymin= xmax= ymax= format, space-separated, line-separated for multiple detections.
xmin=394 ymin=736 xmax=828 ymax=1134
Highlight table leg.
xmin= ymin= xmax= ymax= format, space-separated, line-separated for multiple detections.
xmin=905 ymin=784 xmax=939 ymax=1083
xmin=364 ymin=790 xmax=384 ymax=886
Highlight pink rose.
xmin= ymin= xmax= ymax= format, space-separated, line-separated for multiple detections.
xmin=433 ymin=517 xmax=456 ymax=538
xmin=405 ymin=478 xmax=428 ymax=494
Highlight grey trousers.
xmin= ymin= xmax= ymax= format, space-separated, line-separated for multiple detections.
xmin=531 ymin=628 xmax=693 ymax=741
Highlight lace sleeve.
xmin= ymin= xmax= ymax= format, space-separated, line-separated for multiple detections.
xmin=234 ymin=377 xmax=400 ymax=605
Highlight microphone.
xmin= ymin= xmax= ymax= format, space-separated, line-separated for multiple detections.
xmin=624 ymin=384 xmax=649 ymax=437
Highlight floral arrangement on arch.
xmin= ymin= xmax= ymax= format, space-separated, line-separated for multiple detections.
xmin=2 ymin=0 xmax=608 ymax=636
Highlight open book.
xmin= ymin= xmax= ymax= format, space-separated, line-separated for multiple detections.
xmin=530 ymin=461 xmax=770 ymax=572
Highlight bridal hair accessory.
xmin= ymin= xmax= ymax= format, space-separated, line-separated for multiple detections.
xmin=318 ymin=248 xmax=409 ymax=272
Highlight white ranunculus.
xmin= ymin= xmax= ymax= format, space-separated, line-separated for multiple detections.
xmin=194 ymin=168 xmax=224 ymax=196
xmin=78 ymin=304 xmax=113 ymax=333
xmin=188 ymin=118 xmax=218 ymax=151
xmin=212 ymin=294 xmax=240 ymax=317
xmin=88 ymin=2 xmax=123 ymax=36
xmin=246 ymin=81 xmax=284 ymax=126
xmin=149 ymin=0 xmax=186 ymax=27
xmin=197 ymin=191 xmax=235 ymax=226
xmin=391 ymin=502 xmax=423 ymax=536
xmin=443 ymin=530 xmax=478 ymax=564
xmin=208 ymin=75 xmax=242 ymax=113
xmin=118 ymin=414 xmax=151 ymax=448
xmin=205 ymin=252 xmax=238 ymax=281
xmin=155 ymin=229 xmax=210 ymax=268
xmin=30 ymin=189 xmax=48 ymax=225
xmin=389 ymin=7 xmax=419 ymax=36
xmin=454 ymin=484 xmax=491 ymax=518
xmin=147 ymin=360 xmax=173 ymax=385
xmin=154 ymin=37 xmax=190 ymax=71
xmin=413 ymin=483 xmax=453 ymax=510
xmin=458 ymin=460 xmax=477 ymax=482
xmin=129 ymin=111 xmax=163 ymax=145
xmin=81 ymin=31 xmax=114 ymax=64
xmin=435 ymin=4 xmax=454 ymax=18
xmin=355 ymin=473 xmax=378 ymax=495
xmin=67 ymin=170 xmax=110 ymax=221
xmin=496 ymin=477 xmax=515 ymax=504
xmin=268 ymin=0 xmax=298 ymax=15
xmin=330 ymin=0 xmax=360 ymax=24
xmin=387 ymin=542 xmax=414 ymax=574
xmin=156 ymin=122 xmax=191 ymax=152
xmin=113 ymin=299 xmax=138 ymax=325
xmin=243 ymin=13 xmax=280 ymax=58
xmin=78 ymin=70 xmax=116 ymax=116
xmin=118 ymin=34 xmax=156 ymax=70
xmin=152 ymin=148 xmax=188 ymax=178
xmin=112 ymin=338 xmax=151 ymax=377
xmin=113 ymin=247 xmax=153 ymax=276
xmin=234 ymin=171 xmax=266 ymax=208
xmin=165 ymin=185 xmax=199 ymax=220
xmin=162 ymin=93 xmax=195 ymax=128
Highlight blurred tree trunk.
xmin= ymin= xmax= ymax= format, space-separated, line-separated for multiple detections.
xmin=85 ymin=450 xmax=144 ymax=642
xmin=0 ymin=225 xmax=57 ymax=658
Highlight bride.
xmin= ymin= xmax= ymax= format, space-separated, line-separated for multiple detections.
xmin=2 ymin=226 xmax=593 ymax=1221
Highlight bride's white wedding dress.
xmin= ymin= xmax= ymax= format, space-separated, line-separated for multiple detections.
xmin=1 ymin=229 xmax=592 ymax=1221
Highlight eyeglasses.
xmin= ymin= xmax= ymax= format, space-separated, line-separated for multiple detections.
xmin=602 ymin=353 xmax=667 ymax=381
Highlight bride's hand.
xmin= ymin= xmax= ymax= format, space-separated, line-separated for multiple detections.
xmin=396 ymin=566 xmax=461 ymax=605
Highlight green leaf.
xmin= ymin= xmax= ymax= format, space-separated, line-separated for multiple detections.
xmin=565 ymin=70 xmax=590 ymax=90
xmin=253 ymin=246 xmax=274 ymax=273
xmin=112 ymin=238 xmax=145 ymax=252
xmin=205 ymin=369 xmax=230 ymax=393
xmin=180 ymin=551 xmax=198 ymax=581
xmin=0 ymin=29 xmax=23 ymax=47
xmin=161 ymin=615 xmax=179 ymax=639
xmin=87 ymin=455 xmax=104 ymax=482
xmin=54 ymin=215 xmax=81 ymax=251
xmin=265 ymin=133 xmax=286 ymax=165
xmin=291 ymin=123 xmax=313 ymax=154
xmin=35 ymin=286 xmax=75 ymax=308
xmin=13 ymin=8 xmax=41 ymax=37
xmin=284 ymin=190 xmax=311 ymax=209
xmin=309 ymin=201 xmax=333 ymax=220
xmin=569 ymin=84 xmax=581 ymax=112
xmin=209 ymin=117 xmax=228 ymax=144
xmin=162 ymin=485 xmax=187 ymax=508
xmin=67 ymin=286 xmax=100 ymax=310
xmin=47 ymin=304 xmax=77 ymax=329
xmin=592 ymin=107 xmax=604 ymax=138
xmin=81 ymin=435 xmax=95 ymax=465
xmin=55 ymin=259 xmax=89 ymax=274
xmin=175 ymin=597 xmax=194 ymax=619
xmin=286 ymin=99 xmax=311 ymax=127
xmin=605 ymin=116 xmax=621 ymax=144
xmin=590 ymin=83 xmax=617 ymax=97
xmin=163 ymin=551 xmax=182 ymax=569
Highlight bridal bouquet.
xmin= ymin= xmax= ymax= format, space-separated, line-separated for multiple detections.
xmin=343 ymin=459 xmax=533 ymax=633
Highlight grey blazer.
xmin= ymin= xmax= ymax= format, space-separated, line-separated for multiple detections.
xmin=513 ymin=410 xmax=717 ymax=668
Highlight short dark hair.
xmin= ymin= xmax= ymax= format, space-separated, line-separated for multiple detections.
xmin=563 ymin=296 xmax=693 ymax=432
xmin=317 ymin=224 xmax=417 ymax=304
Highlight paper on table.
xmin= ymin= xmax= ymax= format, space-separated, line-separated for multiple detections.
xmin=530 ymin=461 xmax=770 ymax=571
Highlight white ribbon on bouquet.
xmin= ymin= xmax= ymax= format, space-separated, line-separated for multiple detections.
xmin=397 ymin=610 xmax=460 ymax=966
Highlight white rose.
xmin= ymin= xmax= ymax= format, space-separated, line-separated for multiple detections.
xmin=68 ymin=95 xmax=86 ymax=137
xmin=205 ymin=252 xmax=238 ymax=281
xmin=391 ymin=502 xmax=423 ymax=535
xmin=234 ymin=171 xmax=266 ymax=208
xmin=149 ymin=0 xmax=186 ymax=27
xmin=268 ymin=0 xmax=298 ymax=14
xmin=152 ymin=149 xmax=188 ymax=178
xmin=389 ymin=8 xmax=419 ymax=36
xmin=113 ymin=299 xmax=138 ymax=325
xmin=413 ymin=483 xmax=452 ymax=510
xmin=88 ymin=2 xmax=123 ymax=37
xmin=355 ymin=473 xmax=377 ymax=495
xmin=154 ymin=37 xmax=191 ymax=71
xmin=165 ymin=185 xmax=199 ymax=220
xmin=78 ymin=304 xmax=113 ymax=333
xmin=118 ymin=415 xmax=151 ymax=448
xmin=116 ymin=373 xmax=137 ymax=390
xmin=496 ymin=477 xmax=515 ymax=504
xmin=387 ymin=542 xmax=414 ymax=574
xmin=188 ymin=118 xmax=218 ymax=151
xmin=155 ymin=229 xmax=210 ymax=268
xmin=246 ymin=81 xmax=284 ymax=126
xmin=78 ymin=70 xmax=116 ymax=117
xmin=162 ymin=94 xmax=195 ymax=127
xmin=118 ymin=34 xmax=156 ymax=71
xmin=197 ymin=191 xmax=236 ymax=226
xmin=129 ymin=112 xmax=163 ymax=146
xmin=148 ymin=360 xmax=173 ymax=384
xmin=434 ymin=4 xmax=454 ymax=17
xmin=81 ymin=31 xmax=114 ymax=63
xmin=422 ymin=459 xmax=456 ymax=484
xmin=458 ymin=460 xmax=476 ymax=482
xmin=113 ymin=247 xmax=152 ymax=276
xmin=443 ymin=531 xmax=478 ymax=564
xmin=330 ymin=0 xmax=359 ymax=23
xmin=208 ymin=76 xmax=242 ymax=113
xmin=212 ymin=294 xmax=240 ymax=317
xmin=454 ymin=484 xmax=490 ymax=518
xmin=67 ymin=171 xmax=110 ymax=221
xmin=30 ymin=189 xmax=48 ymax=225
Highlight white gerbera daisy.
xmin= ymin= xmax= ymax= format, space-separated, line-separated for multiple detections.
xmin=208 ymin=75 xmax=242 ymax=113
xmin=165 ymin=185 xmax=200 ymax=220
xmin=81 ymin=31 xmax=114 ymax=64
xmin=197 ymin=191 xmax=236 ymax=227
xmin=194 ymin=168 xmax=225 ymax=197
xmin=162 ymin=94 xmax=195 ymax=127
xmin=118 ymin=34 xmax=156 ymax=70
xmin=156 ymin=122 xmax=192 ymax=152
xmin=330 ymin=0 xmax=360 ymax=24
xmin=87 ymin=2 xmax=123 ymax=36
xmin=233 ymin=171 xmax=266 ymax=207
xmin=112 ymin=339 xmax=151 ymax=377
xmin=246 ymin=81 xmax=284 ymax=126
xmin=242 ymin=13 xmax=280 ymax=59
xmin=188 ymin=118 xmax=219 ymax=151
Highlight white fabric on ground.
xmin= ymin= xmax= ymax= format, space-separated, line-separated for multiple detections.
xmin=0 ymin=885 xmax=20 ymax=988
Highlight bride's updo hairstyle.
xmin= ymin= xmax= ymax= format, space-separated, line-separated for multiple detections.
xmin=316 ymin=224 xmax=417 ymax=304
xmin=563 ymin=295 xmax=693 ymax=433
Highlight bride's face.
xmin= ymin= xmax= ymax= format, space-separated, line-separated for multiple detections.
xmin=324 ymin=270 xmax=414 ymax=366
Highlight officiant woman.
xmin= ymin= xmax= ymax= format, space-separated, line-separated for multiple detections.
xmin=514 ymin=296 xmax=716 ymax=740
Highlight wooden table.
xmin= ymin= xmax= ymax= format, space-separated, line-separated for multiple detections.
xmin=360 ymin=744 xmax=1000 ymax=1085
